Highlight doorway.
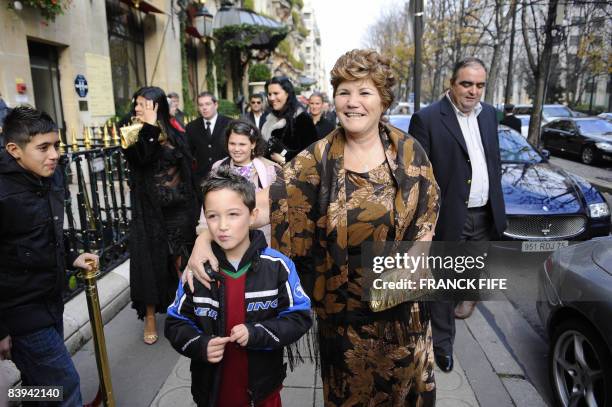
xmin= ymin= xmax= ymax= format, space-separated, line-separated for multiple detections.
xmin=28 ymin=40 xmax=64 ymax=129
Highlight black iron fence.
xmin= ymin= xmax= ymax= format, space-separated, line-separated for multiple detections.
xmin=61 ymin=124 xmax=131 ymax=302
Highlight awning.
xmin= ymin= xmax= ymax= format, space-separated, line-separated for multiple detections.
xmin=119 ymin=0 xmax=164 ymax=14
xmin=299 ymin=76 xmax=317 ymax=86
xmin=213 ymin=6 xmax=287 ymax=50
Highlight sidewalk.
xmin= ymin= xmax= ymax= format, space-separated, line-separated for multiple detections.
xmin=549 ymin=156 xmax=612 ymax=194
xmin=151 ymin=348 xmax=481 ymax=407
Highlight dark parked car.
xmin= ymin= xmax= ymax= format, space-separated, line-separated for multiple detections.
xmin=537 ymin=236 xmax=612 ymax=406
xmin=541 ymin=117 xmax=612 ymax=165
xmin=514 ymin=104 xmax=580 ymax=125
xmin=499 ymin=126 xmax=610 ymax=241
xmin=388 ymin=114 xmax=411 ymax=133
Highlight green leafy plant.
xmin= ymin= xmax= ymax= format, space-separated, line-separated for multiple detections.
xmin=243 ymin=0 xmax=254 ymax=11
xmin=179 ymin=19 xmax=197 ymax=117
xmin=249 ymin=63 xmax=271 ymax=82
xmin=218 ymin=99 xmax=240 ymax=118
xmin=290 ymin=0 xmax=303 ymax=9
xmin=7 ymin=0 xmax=72 ymax=21
xmin=213 ymin=23 xmax=289 ymax=99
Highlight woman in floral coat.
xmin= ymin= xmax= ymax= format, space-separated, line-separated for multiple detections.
xmin=188 ymin=49 xmax=440 ymax=405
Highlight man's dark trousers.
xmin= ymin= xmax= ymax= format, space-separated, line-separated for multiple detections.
xmin=430 ymin=205 xmax=495 ymax=356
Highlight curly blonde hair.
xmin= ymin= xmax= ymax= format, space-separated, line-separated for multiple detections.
xmin=330 ymin=49 xmax=396 ymax=111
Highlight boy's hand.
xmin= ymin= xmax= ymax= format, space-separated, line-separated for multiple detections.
xmin=229 ymin=324 xmax=249 ymax=347
xmin=207 ymin=336 xmax=230 ymax=363
xmin=73 ymin=253 xmax=99 ymax=270
xmin=0 ymin=335 xmax=11 ymax=360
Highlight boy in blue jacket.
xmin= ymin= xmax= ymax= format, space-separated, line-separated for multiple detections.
xmin=165 ymin=168 xmax=311 ymax=406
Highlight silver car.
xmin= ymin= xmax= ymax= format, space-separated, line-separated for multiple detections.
xmin=537 ymin=236 xmax=612 ymax=406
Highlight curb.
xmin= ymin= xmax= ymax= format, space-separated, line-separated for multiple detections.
xmin=590 ymin=179 xmax=612 ymax=195
xmin=460 ymin=303 xmax=549 ymax=406
xmin=1 ymin=260 xmax=131 ymax=387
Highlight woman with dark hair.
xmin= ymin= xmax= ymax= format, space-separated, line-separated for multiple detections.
xmin=196 ymin=119 xmax=278 ymax=243
xmin=261 ymin=76 xmax=318 ymax=165
xmin=121 ymin=86 xmax=199 ymax=344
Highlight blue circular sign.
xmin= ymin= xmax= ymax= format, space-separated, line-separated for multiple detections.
xmin=74 ymin=74 xmax=88 ymax=98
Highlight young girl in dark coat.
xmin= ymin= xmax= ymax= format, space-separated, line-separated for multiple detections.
xmin=122 ymin=86 xmax=199 ymax=344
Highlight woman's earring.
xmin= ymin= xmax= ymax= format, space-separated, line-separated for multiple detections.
xmin=251 ymin=149 xmax=255 ymax=158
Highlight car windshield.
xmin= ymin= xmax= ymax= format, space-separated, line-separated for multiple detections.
xmin=576 ymin=119 xmax=612 ymax=135
xmin=543 ymin=106 xmax=572 ymax=118
xmin=499 ymin=128 xmax=543 ymax=163
xmin=389 ymin=116 xmax=411 ymax=132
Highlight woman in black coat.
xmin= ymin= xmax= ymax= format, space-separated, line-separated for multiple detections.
xmin=122 ymin=87 xmax=198 ymax=344
xmin=261 ymin=76 xmax=318 ymax=164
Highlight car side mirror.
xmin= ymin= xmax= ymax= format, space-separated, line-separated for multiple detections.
xmin=540 ymin=149 xmax=551 ymax=160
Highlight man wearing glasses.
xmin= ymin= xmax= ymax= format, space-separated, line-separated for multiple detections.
xmin=243 ymin=94 xmax=268 ymax=130
xmin=408 ymin=57 xmax=506 ymax=373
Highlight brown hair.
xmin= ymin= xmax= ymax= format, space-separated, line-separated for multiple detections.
xmin=330 ymin=49 xmax=396 ymax=111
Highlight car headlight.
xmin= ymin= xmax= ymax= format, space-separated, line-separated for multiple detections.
xmin=595 ymin=142 xmax=612 ymax=152
xmin=589 ymin=202 xmax=610 ymax=218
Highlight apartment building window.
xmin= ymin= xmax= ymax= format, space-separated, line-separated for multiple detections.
xmin=106 ymin=0 xmax=147 ymax=117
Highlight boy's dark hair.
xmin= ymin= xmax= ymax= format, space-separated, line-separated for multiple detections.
xmin=2 ymin=106 xmax=57 ymax=147
xmin=225 ymin=119 xmax=266 ymax=157
xmin=201 ymin=166 xmax=256 ymax=211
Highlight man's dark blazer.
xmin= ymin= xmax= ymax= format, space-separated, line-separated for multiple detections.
xmin=185 ymin=115 xmax=231 ymax=186
xmin=243 ymin=111 xmax=268 ymax=130
xmin=408 ymin=96 xmax=506 ymax=240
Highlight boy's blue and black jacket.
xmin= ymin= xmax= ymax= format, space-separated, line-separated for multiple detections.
xmin=164 ymin=230 xmax=312 ymax=406
xmin=0 ymin=150 xmax=76 ymax=340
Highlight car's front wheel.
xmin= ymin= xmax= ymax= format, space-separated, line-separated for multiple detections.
xmin=549 ymin=319 xmax=612 ymax=407
xmin=581 ymin=145 xmax=597 ymax=165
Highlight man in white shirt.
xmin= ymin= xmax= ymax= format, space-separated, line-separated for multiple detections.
xmin=409 ymin=57 xmax=506 ymax=373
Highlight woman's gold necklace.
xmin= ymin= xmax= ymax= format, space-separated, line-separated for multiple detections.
xmin=347 ymin=144 xmax=380 ymax=173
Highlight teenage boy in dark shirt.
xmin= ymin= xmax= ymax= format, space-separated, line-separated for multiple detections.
xmin=0 ymin=106 xmax=98 ymax=406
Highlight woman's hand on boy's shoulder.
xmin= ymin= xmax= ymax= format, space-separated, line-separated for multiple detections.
xmin=186 ymin=230 xmax=218 ymax=291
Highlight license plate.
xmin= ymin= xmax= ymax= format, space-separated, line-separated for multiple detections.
xmin=521 ymin=240 xmax=569 ymax=252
